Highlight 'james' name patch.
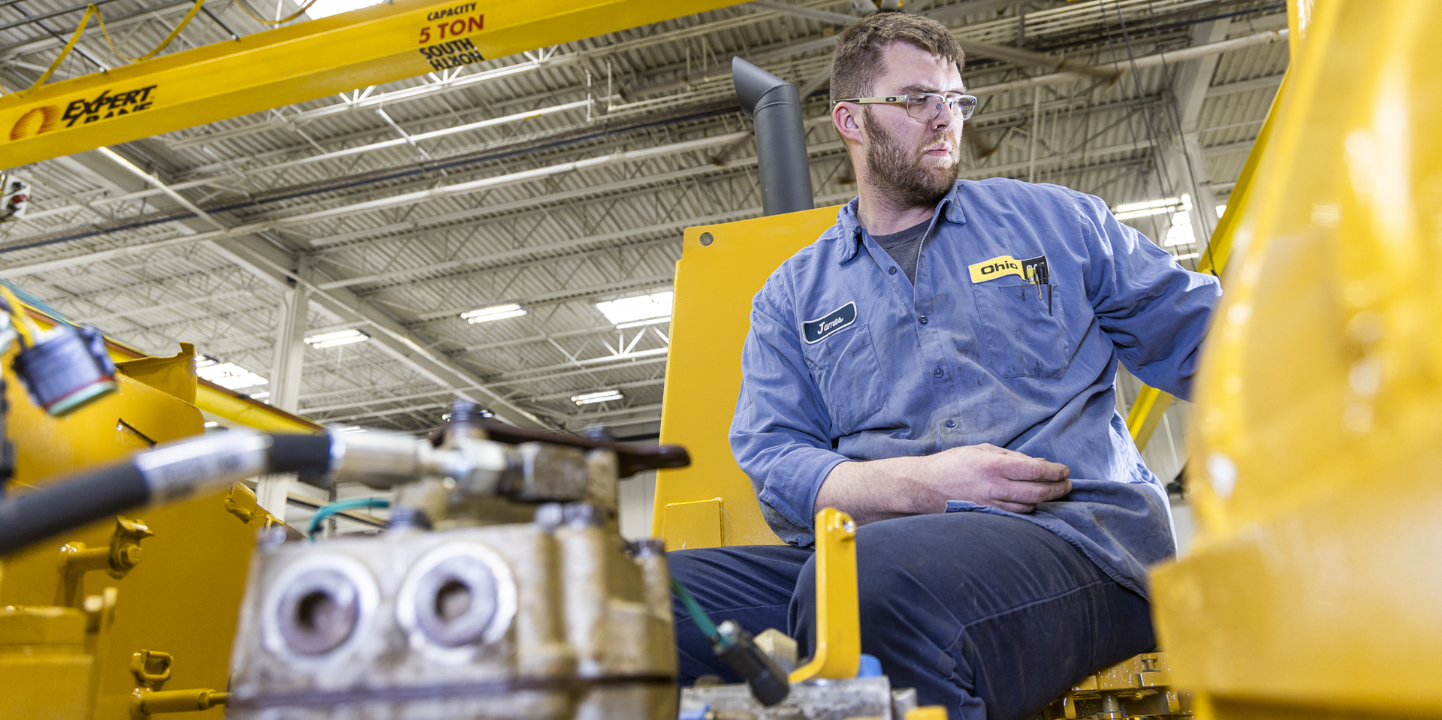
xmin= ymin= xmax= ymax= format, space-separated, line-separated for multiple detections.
xmin=803 ymin=302 xmax=857 ymax=344
xmin=968 ymin=255 xmax=1025 ymax=283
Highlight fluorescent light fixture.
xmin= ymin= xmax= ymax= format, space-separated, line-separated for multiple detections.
xmin=306 ymin=0 xmax=383 ymax=19
xmin=461 ymin=303 xmax=528 ymax=324
xmin=1216 ymin=204 xmax=1227 ymax=217
xmin=1174 ymin=252 xmax=1201 ymax=260
xmin=333 ymin=426 xmax=365 ymax=434
xmin=196 ymin=362 xmax=269 ymax=390
xmin=1115 ymin=195 xmax=1192 ymax=221
xmin=249 ymin=391 xmax=270 ymax=400
xmin=305 ymin=329 xmax=370 ymax=348
xmin=571 ymin=389 xmax=623 ymax=405
xmin=194 ymin=355 xmax=217 ymax=368
xmin=203 ymin=421 xmax=220 ymax=428
xmin=595 ymin=291 xmax=673 ymax=326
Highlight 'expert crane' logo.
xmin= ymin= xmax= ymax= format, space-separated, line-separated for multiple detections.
xmin=8 ymin=84 xmax=157 ymax=141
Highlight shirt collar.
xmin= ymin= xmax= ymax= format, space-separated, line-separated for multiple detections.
xmin=833 ymin=181 xmax=969 ymax=264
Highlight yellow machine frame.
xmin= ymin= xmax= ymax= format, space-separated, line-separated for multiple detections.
xmin=653 ymin=209 xmax=841 ymax=549
xmin=0 ymin=347 xmax=269 ymax=719
xmin=0 ymin=305 xmax=316 ymax=719
xmin=1150 ymin=0 xmax=1442 ymax=715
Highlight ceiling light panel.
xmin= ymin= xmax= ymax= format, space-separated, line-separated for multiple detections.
xmin=196 ymin=362 xmax=269 ymax=390
xmin=571 ymin=389 xmax=623 ymax=405
xmin=595 ymin=291 xmax=673 ymax=326
xmin=305 ymin=329 xmax=371 ymax=348
xmin=461 ymin=303 xmax=529 ymax=324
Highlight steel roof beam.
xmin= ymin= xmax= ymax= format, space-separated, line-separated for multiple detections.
xmin=0 ymin=131 xmax=756 ymax=277
xmin=58 ymin=147 xmax=552 ymax=428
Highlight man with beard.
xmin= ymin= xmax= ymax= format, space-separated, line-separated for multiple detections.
xmin=668 ymin=12 xmax=1220 ymax=720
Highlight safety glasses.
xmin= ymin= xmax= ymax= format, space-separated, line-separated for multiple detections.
xmin=837 ymin=93 xmax=978 ymax=122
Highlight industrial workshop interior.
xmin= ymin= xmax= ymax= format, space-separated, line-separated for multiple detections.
xmin=0 ymin=0 xmax=1437 ymax=717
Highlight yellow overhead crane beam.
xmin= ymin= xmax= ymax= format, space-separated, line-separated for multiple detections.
xmin=0 ymin=0 xmax=745 ymax=167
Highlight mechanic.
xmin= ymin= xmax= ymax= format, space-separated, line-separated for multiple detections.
xmin=668 ymin=12 xmax=1221 ymax=720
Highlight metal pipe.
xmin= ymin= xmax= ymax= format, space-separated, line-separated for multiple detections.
xmin=732 ymin=56 xmax=814 ymax=216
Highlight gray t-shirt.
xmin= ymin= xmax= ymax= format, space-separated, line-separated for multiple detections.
xmin=869 ymin=217 xmax=932 ymax=285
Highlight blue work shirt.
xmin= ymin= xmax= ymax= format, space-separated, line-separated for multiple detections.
xmin=729 ymin=178 xmax=1221 ymax=596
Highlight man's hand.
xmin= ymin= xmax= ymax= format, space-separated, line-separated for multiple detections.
xmin=814 ymin=443 xmax=1071 ymax=525
xmin=915 ymin=443 xmax=1071 ymax=514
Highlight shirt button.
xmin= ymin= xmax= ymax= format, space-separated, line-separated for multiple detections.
xmin=945 ymin=419 xmax=956 ymax=428
xmin=918 ymin=315 xmax=928 ymax=325
xmin=888 ymin=266 xmax=898 ymax=275
xmin=933 ymin=366 xmax=944 ymax=378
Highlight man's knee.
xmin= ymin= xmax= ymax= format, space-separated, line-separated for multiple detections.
xmin=789 ymin=520 xmax=953 ymax=641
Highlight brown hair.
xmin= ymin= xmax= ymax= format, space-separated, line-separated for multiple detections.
xmin=830 ymin=13 xmax=965 ymax=105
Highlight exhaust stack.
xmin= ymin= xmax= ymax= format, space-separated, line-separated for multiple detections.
xmin=732 ymin=57 xmax=815 ymax=216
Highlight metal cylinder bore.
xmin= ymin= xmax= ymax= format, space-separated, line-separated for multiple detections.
xmin=413 ymin=555 xmax=500 ymax=647
xmin=275 ymin=568 xmax=360 ymax=655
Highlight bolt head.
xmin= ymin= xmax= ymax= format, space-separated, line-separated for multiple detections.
xmin=119 ymin=546 xmax=143 ymax=566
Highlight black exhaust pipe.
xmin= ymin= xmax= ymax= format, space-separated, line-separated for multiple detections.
xmin=732 ymin=57 xmax=815 ymax=216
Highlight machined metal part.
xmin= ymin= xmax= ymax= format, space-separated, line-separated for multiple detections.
xmin=275 ymin=568 xmax=362 ymax=656
xmin=507 ymin=442 xmax=588 ymax=502
xmin=681 ymin=676 xmax=896 ymax=720
xmin=327 ymin=430 xmax=512 ymax=493
xmin=397 ymin=542 xmax=517 ymax=654
xmin=229 ymin=519 xmax=677 ymax=720
xmin=1039 ymin=653 xmax=1192 ymax=720
xmin=260 ymin=554 xmax=378 ymax=664
xmin=465 ymin=418 xmax=690 ymax=479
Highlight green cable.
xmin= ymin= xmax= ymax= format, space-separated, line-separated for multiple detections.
xmin=307 ymin=498 xmax=390 ymax=541
xmin=671 ymin=573 xmax=722 ymax=643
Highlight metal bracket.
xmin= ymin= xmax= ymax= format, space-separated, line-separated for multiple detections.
xmin=789 ymin=508 xmax=860 ymax=682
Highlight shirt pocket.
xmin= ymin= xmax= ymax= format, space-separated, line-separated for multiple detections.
xmin=802 ymin=323 xmax=887 ymax=436
xmin=972 ymin=281 xmax=1070 ymax=378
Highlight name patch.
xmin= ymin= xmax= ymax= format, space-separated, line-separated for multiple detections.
xmin=803 ymin=302 xmax=856 ymax=344
xmin=968 ymin=255 xmax=1024 ymax=283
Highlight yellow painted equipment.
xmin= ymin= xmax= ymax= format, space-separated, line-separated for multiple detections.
xmin=1124 ymin=61 xmax=1290 ymax=452
xmin=788 ymin=508 xmax=860 ymax=683
xmin=654 ymin=208 xmax=841 ymax=549
xmin=0 ymin=0 xmax=746 ymax=167
xmin=0 ymin=307 xmax=307 ymax=720
xmin=1150 ymin=0 xmax=1442 ymax=717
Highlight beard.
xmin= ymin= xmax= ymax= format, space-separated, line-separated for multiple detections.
xmin=862 ymin=107 xmax=962 ymax=208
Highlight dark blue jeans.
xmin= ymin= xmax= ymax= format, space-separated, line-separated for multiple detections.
xmin=669 ymin=512 xmax=1155 ymax=720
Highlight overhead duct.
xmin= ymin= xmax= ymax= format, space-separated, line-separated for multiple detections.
xmin=732 ymin=57 xmax=815 ymax=216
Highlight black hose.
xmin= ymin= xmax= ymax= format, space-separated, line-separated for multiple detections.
xmin=0 ymin=462 xmax=148 ymax=555
xmin=0 ymin=432 xmax=333 ymax=556
xmin=269 ymin=434 xmax=333 ymax=477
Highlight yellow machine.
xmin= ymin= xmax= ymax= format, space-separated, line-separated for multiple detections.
xmin=654 ymin=209 xmax=841 ymax=550
xmin=0 ymin=309 xmax=315 ymax=720
xmin=1150 ymin=0 xmax=1442 ymax=717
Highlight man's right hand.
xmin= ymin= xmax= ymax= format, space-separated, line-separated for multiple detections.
xmin=815 ymin=443 xmax=1071 ymax=525
xmin=915 ymin=443 xmax=1071 ymax=514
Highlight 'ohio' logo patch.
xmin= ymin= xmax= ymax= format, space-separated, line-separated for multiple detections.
xmin=968 ymin=255 xmax=1025 ymax=283
xmin=803 ymin=302 xmax=856 ymax=344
